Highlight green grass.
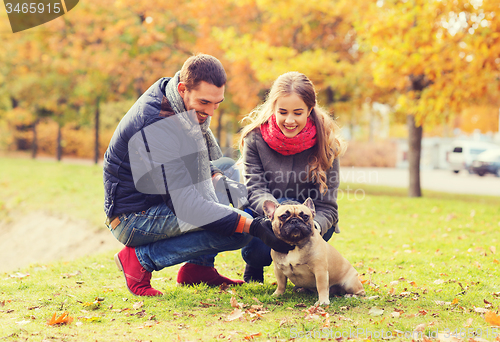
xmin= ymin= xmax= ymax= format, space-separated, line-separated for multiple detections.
xmin=1 ymin=157 xmax=500 ymax=341
xmin=0 ymin=156 xmax=105 ymax=227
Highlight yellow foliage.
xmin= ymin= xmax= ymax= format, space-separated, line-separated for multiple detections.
xmin=459 ymin=106 xmax=500 ymax=134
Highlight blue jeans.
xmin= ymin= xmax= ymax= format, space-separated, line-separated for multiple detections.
xmin=108 ymin=157 xmax=252 ymax=272
xmin=241 ymin=198 xmax=335 ymax=269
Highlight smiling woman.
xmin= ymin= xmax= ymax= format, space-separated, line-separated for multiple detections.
xmin=238 ymin=71 xmax=347 ymax=283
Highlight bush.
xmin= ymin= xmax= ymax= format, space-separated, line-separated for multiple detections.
xmin=340 ymin=140 xmax=396 ymax=167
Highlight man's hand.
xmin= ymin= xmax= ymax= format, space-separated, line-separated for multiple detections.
xmin=214 ymin=175 xmax=249 ymax=209
xmin=248 ymin=217 xmax=294 ymax=253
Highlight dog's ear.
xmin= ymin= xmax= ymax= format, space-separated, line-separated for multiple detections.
xmin=263 ymin=200 xmax=279 ymax=220
xmin=303 ymin=198 xmax=316 ymax=217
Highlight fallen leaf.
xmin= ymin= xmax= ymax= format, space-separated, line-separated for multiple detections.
xmin=244 ymin=332 xmax=262 ymax=340
xmin=410 ymin=281 xmax=417 ymax=287
xmin=9 ymin=272 xmax=30 ymax=279
xmin=368 ymin=307 xmax=384 ymax=316
xmin=490 ymin=246 xmax=496 ymax=254
xmin=485 ymin=311 xmax=500 ymax=326
xmin=474 ymin=307 xmax=489 ymax=313
xmin=390 ymin=312 xmax=400 ymax=318
xmin=226 ymin=308 xmax=244 ymax=322
xmin=132 ymin=301 xmax=144 ymax=310
xmin=200 ymin=302 xmax=216 ymax=307
xmin=451 ymin=298 xmax=459 ymax=305
xmin=80 ymin=316 xmax=101 ymax=323
xmin=219 ymin=283 xmax=230 ymax=292
xmin=82 ymin=301 xmax=100 ymax=310
xmin=47 ymin=312 xmax=73 ymax=325
xmin=434 ymin=279 xmax=445 ymax=285
xmin=415 ymin=323 xmax=426 ymax=331
xmin=230 ymin=296 xmax=244 ymax=309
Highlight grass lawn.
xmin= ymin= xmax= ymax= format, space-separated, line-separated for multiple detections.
xmin=1 ymin=157 xmax=500 ymax=341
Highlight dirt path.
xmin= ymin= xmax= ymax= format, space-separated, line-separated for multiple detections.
xmin=0 ymin=211 xmax=122 ymax=273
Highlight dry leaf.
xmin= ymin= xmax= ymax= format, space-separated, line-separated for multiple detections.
xmin=390 ymin=312 xmax=401 ymax=318
xmin=490 ymin=246 xmax=496 ymax=254
xmin=200 ymin=302 xmax=216 ymax=307
xmin=415 ymin=323 xmax=426 ymax=331
xmin=434 ymin=279 xmax=445 ymax=285
xmin=9 ymin=272 xmax=30 ymax=279
xmin=244 ymin=332 xmax=262 ymax=340
xmin=474 ymin=307 xmax=489 ymax=313
xmin=368 ymin=307 xmax=384 ymax=316
xmin=451 ymin=298 xmax=459 ymax=305
xmin=47 ymin=312 xmax=73 ymax=325
xmin=230 ymin=297 xmax=239 ymax=308
xmin=133 ymin=301 xmax=144 ymax=310
xmin=226 ymin=308 xmax=244 ymax=322
xmin=485 ymin=311 xmax=500 ymax=326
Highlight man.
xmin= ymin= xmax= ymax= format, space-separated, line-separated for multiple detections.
xmin=103 ymin=54 xmax=292 ymax=296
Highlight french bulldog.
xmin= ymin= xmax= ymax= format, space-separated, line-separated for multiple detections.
xmin=264 ymin=198 xmax=365 ymax=305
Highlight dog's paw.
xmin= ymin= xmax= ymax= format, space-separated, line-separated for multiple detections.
xmin=272 ymin=290 xmax=284 ymax=297
xmin=315 ymin=299 xmax=330 ymax=306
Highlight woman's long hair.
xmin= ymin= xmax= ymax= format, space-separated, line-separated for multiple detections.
xmin=239 ymin=72 xmax=347 ymax=194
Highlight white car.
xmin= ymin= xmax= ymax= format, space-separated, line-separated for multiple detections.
xmin=447 ymin=140 xmax=500 ymax=174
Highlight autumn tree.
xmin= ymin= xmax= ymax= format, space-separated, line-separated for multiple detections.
xmin=353 ymin=0 xmax=500 ymax=196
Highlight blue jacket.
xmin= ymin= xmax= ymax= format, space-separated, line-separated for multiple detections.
xmin=103 ymin=78 xmax=240 ymax=236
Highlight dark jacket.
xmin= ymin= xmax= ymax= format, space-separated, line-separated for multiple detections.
xmin=103 ymin=78 xmax=240 ymax=236
xmin=243 ymin=129 xmax=340 ymax=235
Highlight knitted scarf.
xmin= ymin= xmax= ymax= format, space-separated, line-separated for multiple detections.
xmin=165 ymin=72 xmax=222 ymax=202
xmin=260 ymin=114 xmax=317 ymax=156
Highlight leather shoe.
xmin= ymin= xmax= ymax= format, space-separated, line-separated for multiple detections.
xmin=243 ymin=264 xmax=264 ymax=283
xmin=176 ymin=263 xmax=244 ymax=286
xmin=114 ymin=246 xmax=163 ymax=296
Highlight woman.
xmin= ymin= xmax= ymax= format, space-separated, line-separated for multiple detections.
xmin=239 ymin=71 xmax=347 ymax=282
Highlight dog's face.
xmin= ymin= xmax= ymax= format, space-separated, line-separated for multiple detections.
xmin=263 ymin=198 xmax=316 ymax=245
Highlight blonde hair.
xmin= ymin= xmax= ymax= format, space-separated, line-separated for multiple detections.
xmin=239 ymin=72 xmax=347 ymax=194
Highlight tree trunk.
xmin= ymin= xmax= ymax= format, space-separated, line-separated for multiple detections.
xmin=94 ymin=97 xmax=100 ymax=164
xmin=407 ymin=114 xmax=422 ymax=197
xmin=31 ymin=119 xmax=38 ymax=159
xmin=56 ymin=122 xmax=62 ymax=161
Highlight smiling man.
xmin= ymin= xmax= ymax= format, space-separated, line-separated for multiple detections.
xmin=103 ymin=54 xmax=293 ymax=296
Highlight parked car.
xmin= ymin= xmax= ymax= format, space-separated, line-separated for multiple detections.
xmin=447 ymin=140 xmax=500 ymax=174
xmin=470 ymin=149 xmax=500 ymax=177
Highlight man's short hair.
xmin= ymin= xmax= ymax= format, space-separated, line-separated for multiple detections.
xmin=180 ymin=54 xmax=227 ymax=91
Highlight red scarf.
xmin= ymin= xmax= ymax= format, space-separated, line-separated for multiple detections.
xmin=260 ymin=114 xmax=317 ymax=156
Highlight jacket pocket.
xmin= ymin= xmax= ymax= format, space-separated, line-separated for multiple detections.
xmin=104 ymin=180 xmax=119 ymax=217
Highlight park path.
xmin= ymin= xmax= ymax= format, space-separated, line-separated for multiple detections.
xmin=340 ymin=167 xmax=500 ymax=197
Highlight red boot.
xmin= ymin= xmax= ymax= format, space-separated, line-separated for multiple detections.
xmin=114 ymin=246 xmax=163 ymax=296
xmin=176 ymin=263 xmax=245 ymax=286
